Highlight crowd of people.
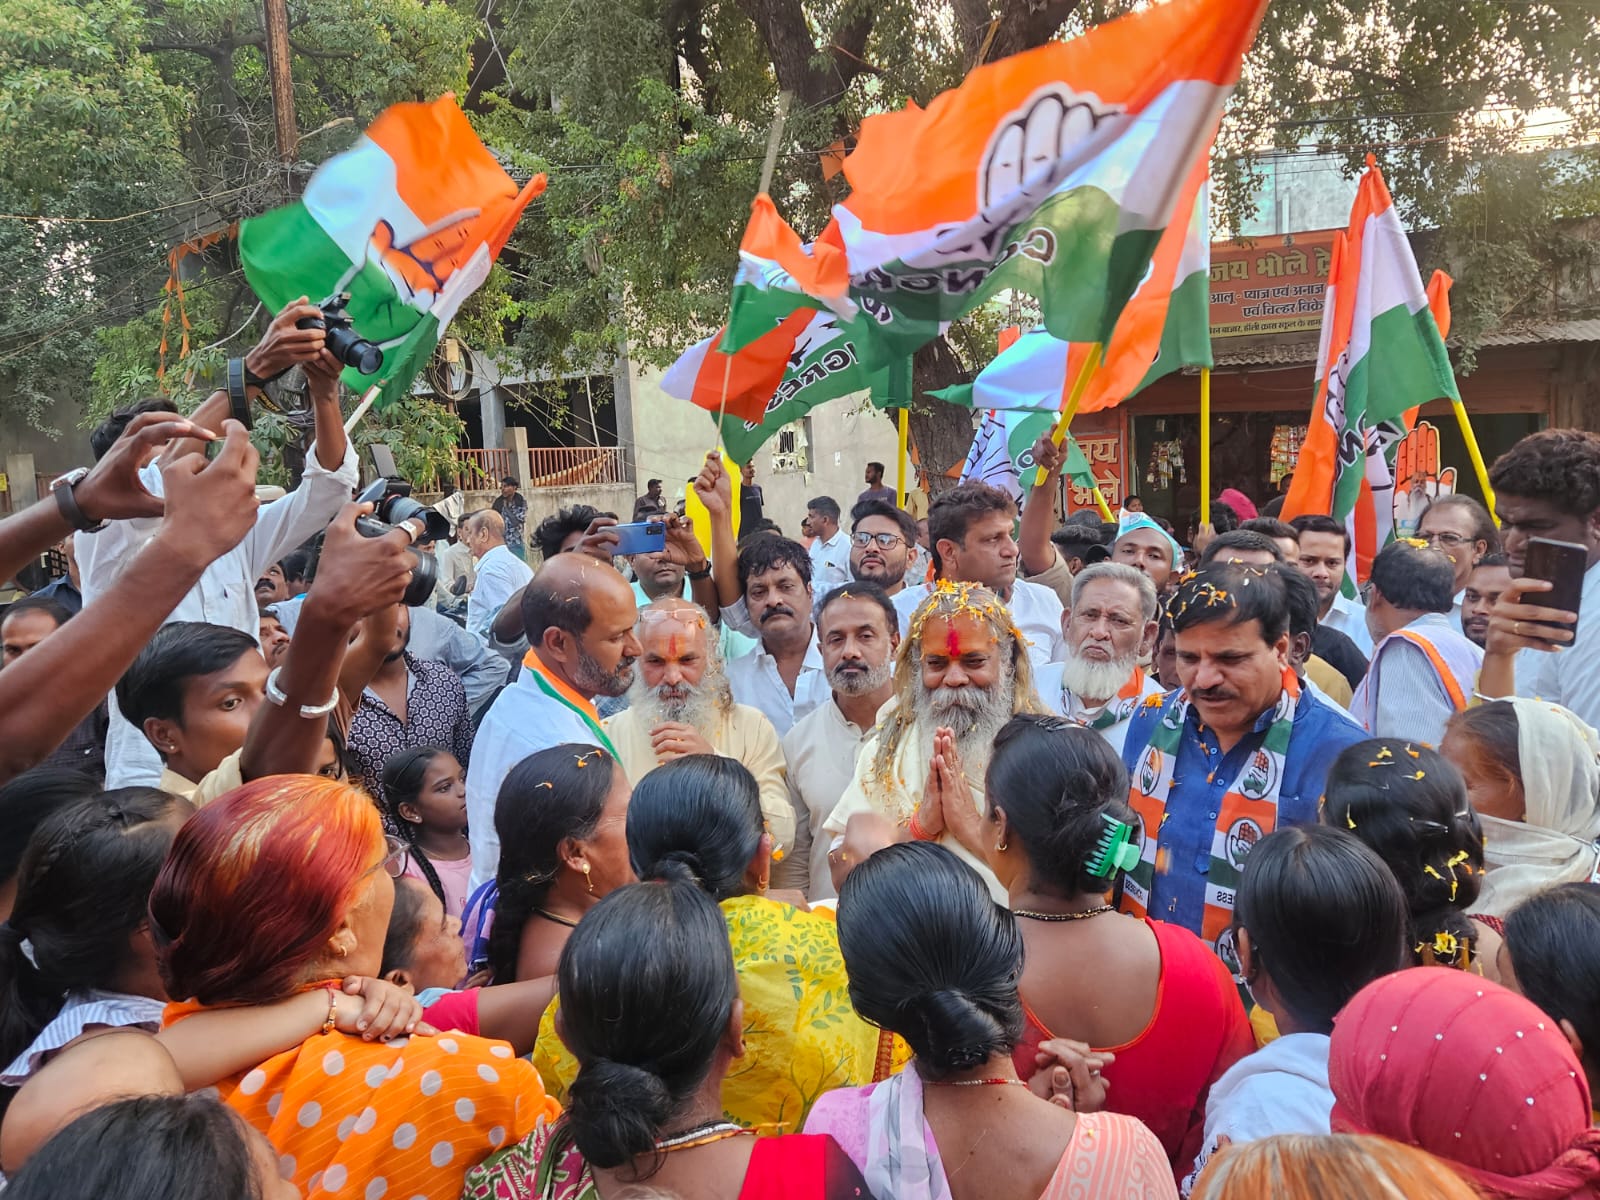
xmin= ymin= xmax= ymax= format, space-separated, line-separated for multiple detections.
xmin=1 ymin=301 xmax=1599 ymax=1199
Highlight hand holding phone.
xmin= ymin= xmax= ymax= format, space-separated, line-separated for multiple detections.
xmin=610 ymin=520 xmax=666 ymax=557
xmin=1485 ymin=536 xmax=1587 ymax=657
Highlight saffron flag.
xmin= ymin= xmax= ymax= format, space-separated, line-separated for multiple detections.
xmin=1282 ymin=157 xmax=1460 ymax=585
xmin=660 ymin=309 xmax=823 ymax=425
xmin=936 ymin=172 xmax=1212 ymax=415
xmin=726 ymin=0 xmax=1264 ymax=368
xmin=240 ymin=96 xmax=545 ymax=409
xmin=959 ymin=407 xmax=1097 ymax=503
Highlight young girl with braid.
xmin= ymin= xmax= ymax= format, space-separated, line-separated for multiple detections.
xmin=1320 ymin=738 xmax=1499 ymax=977
xmin=380 ymin=747 xmax=472 ymax=925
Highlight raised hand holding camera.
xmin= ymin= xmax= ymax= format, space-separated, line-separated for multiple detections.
xmin=297 ymin=293 xmax=384 ymax=375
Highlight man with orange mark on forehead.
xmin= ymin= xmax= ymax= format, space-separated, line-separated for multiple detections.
xmin=824 ymin=581 xmax=1046 ymax=901
xmin=602 ymin=598 xmax=793 ymax=854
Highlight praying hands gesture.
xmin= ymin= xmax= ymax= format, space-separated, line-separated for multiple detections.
xmin=913 ymin=727 xmax=985 ymax=855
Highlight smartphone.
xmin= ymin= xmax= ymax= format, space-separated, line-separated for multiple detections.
xmin=1523 ymin=536 xmax=1587 ymax=635
xmin=611 ymin=520 xmax=666 ymax=556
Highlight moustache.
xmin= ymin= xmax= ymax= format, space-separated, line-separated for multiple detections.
xmin=759 ymin=605 xmax=796 ymax=624
xmin=1191 ymin=687 xmax=1237 ymax=704
xmin=928 ymin=685 xmax=986 ymax=713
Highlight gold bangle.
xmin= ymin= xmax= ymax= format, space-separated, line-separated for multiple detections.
xmin=321 ymin=986 xmax=338 ymax=1036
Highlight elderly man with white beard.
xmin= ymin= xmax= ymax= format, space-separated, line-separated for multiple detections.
xmin=823 ymin=580 xmax=1047 ymax=901
xmin=1033 ymin=563 xmax=1167 ymax=753
xmin=601 ymin=598 xmax=793 ymax=854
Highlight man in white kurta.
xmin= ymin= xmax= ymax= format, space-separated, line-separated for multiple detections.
xmin=825 ymin=581 xmax=1047 ymax=902
xmin=603 ymin=600 xmax=793 ymax=854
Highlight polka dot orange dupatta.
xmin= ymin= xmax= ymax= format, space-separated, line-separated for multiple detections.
xmin=168 ymin=997 xmax=559 ymax=1198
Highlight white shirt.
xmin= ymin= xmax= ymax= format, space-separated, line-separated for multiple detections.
xmin=1515 ymin=560 xmax=1600 ymax=732
xmin=1032 ymin=662 xmax=1166 ymax=755
xmin=1183 ymin=1034 xmax=1333 ymax=1196
xmin=782 ymin=697 xmax=888 ymax=900
xmin=465 ymin=667 xmax=602 ymax=887
xmin=725 ymin=633 xmax=830 ymax=736
xmin=1322 ymin=590 xmax=1374 ymax=657
xmin=467 ymin=543 xmax=534 ymax=642
xmin=79 ymin=443 xmax=359 ymax=788
xmin=891 ymin=579 xmax=1066 ymax=671
xmin=808 ymin=529 xmax=851 ymax=590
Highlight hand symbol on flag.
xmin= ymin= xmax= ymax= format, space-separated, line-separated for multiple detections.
xmin=369 ymin=214 xmax=482 ymax=307
xmin=981 ymin=89 xmax=1115 ymax=210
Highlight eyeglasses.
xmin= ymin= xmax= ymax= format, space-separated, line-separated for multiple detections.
xmin=850 ymin=532 xmax=908 ymax=549
xmin=1418 ymin=531 xmax=1472 ymax=549
xmin=377 ymin=834 xmax=410 ymax=879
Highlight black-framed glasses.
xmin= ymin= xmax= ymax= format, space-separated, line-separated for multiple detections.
xmin=850 ymin=531 xmax=907 ymax=549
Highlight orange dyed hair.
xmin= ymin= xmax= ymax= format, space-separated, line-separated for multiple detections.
xmin=149 ymin=775 xmax=385 ymax=1006
xmin=1192 ymin=1134 xmax=1481 ymax=1200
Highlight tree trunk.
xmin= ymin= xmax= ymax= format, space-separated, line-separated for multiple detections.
xmin=909 ymin=337 xmax=975 ymax=496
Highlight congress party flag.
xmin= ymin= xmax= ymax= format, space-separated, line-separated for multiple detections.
xmin=726 ymin=0 xmax=1265 ymax=369
xmin=660 ymin=308 xmax=823 ymax=426
xmin=1282 ymin=157 xmax=1460 ymax=585
xmin=240 ymin=96 xmax=545 ymax=409
xmin=691 ymin=312 xmax=883 ymax=465
xmin=935 ymin=172 xmax=1212 ymax=416
xmin=959 ymin=407 xmax=1097 ymax=504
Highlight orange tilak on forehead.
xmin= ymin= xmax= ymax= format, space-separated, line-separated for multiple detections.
xmin=639 ymin=611 xmax=705 ymax=658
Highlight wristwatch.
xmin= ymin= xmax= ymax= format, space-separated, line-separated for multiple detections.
xmin=49 ymin=467 xmax=107 ymax=533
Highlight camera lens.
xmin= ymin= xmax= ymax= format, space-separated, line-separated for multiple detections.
xmin=325 ymin=326 xmax=384 ymax=375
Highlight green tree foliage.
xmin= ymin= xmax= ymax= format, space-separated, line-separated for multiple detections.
xmin=4 ymin=0 xmax=1598 ymax=480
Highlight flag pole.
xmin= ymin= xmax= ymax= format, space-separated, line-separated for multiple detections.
xmin=896 ymin=407 xmax=909 ymax=508
xmin=1449 ymin=397 xmax=1498 ymax=521
xmin=1034 ymin=343 xmax=1103 ymax=487
xmin=716 ymin=90 xmax=794 ymax=452
xmin=1199 ymin=368 xmax=1212 ymax=525
xmin=343 ymin=385 xmax=382 ymax=436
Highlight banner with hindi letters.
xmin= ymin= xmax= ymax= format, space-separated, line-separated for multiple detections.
xmin=1208 ymin=230 xmax=1339 ymax=338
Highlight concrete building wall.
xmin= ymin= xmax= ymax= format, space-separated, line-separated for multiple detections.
xmin=625 ymin=363 xmax=903 ymax=536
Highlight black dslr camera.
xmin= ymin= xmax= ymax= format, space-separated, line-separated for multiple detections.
xmin=297 ymin=293 xmax=384 ymax=375
xmin=355 ymin=477 xmax=451 ymax=607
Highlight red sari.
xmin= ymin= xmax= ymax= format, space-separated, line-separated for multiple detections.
xmin=1011 ymin=918 xmax=1253 ymax=1179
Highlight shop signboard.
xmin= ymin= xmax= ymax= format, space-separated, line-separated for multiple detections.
xmin=1209 ymin=230 xmax=1339 ymax=338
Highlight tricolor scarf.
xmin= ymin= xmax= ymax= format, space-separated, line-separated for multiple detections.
xmin=520 ymin=651 xmax=621 ymax=759
xmin=1078 ymin=666 xmax=1150 ymax=732
xmin=1122 ymin=668 xmax=1300 ymax=952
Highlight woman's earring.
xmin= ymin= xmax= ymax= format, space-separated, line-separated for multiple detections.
xmin=581 ymin=862 xmax=595 ymax=895
xmin=995 ymin=839 xmax=1008 ymax=853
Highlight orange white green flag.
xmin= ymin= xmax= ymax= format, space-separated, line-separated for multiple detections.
xmin=725 ymin=0 xmax=1265 ymax=368
xmin=933 ymin=166 xmax=1212 ymax=414
xmin=1282 ymin=157 xmax=1460 ymax=585
xmin=240 ymin=96 xmax=545 ymax=408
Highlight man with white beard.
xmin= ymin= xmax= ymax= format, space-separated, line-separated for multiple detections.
xmin=824 ymin=580 xmax=1047 ymax=901
xmin=781 ymin=582 xmax=900 ymax=900
xmin=1034 ymin=563 xmax=1166 ymax=752
xmin=601 ymin=598 xmax=793 ymax=853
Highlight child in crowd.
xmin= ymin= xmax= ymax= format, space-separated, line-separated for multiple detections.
xmin=1183 ymin=826 xmax=1410 ymax=1193
xmin=381 ymin=747 xmax=473 ymax=924
xmin=378 ymin=876 xmax=554 ymax=1055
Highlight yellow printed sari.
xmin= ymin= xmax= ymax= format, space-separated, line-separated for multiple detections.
xmin=534 ymin=894 xmax=907 ymax=1133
